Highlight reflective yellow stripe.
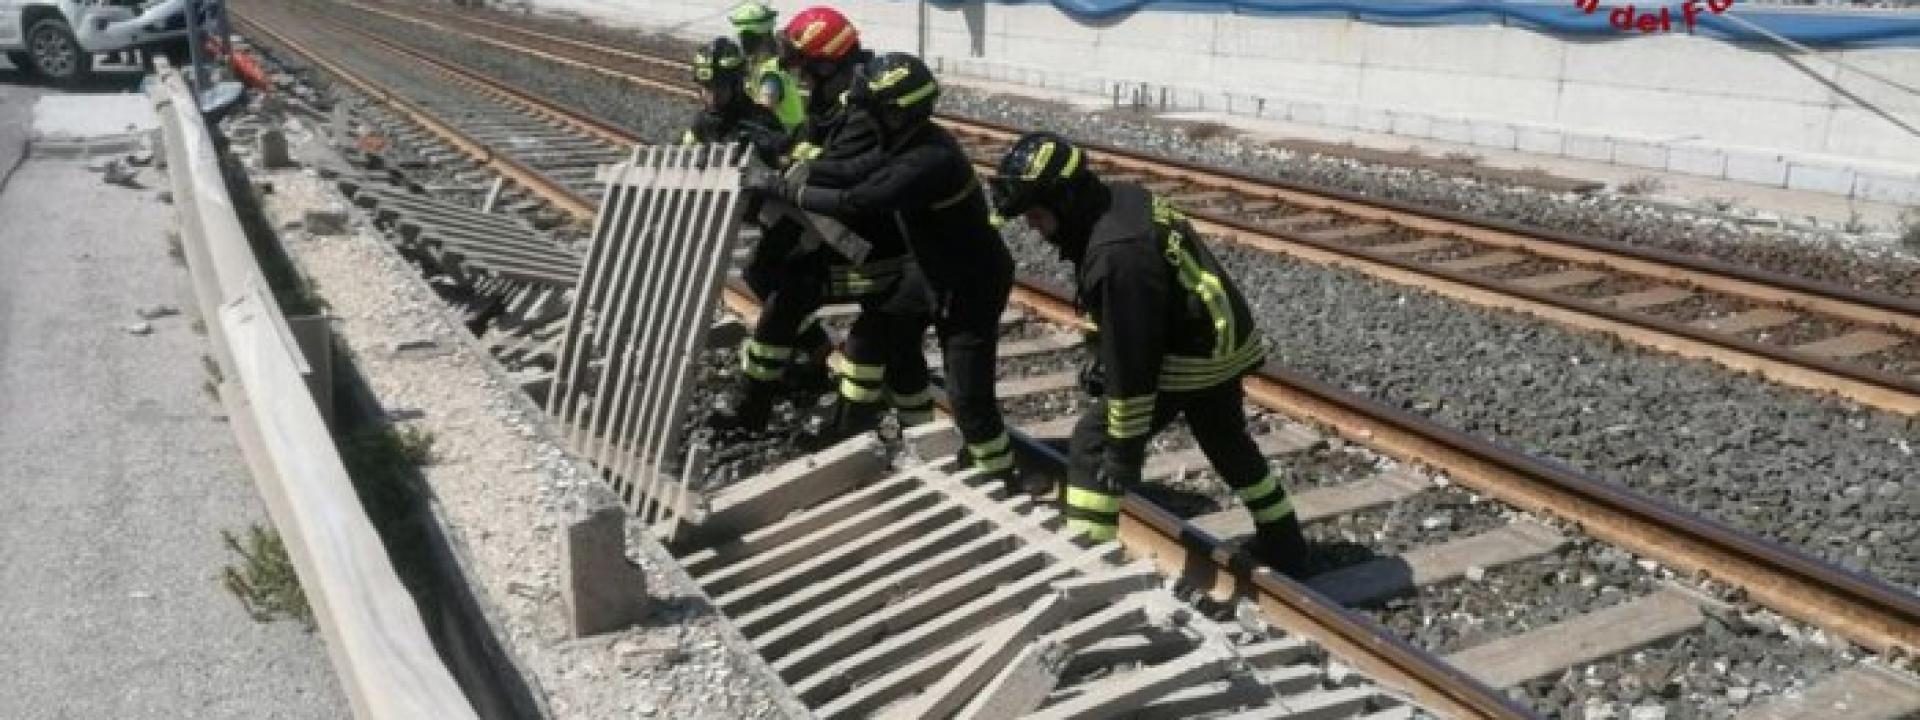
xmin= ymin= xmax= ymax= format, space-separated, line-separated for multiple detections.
xmin=890 ymin=388 xmax=934 ymax=408
xmin=1106 ymin=394 xmax=1156 ymax=438
xmin=1237 ymin=474 xmax=1280 ymax=504
xmin=975 ymin=451 xmax=1014 ymax=472
xmin=894 ymin=81 xmax=936 ymax=107
xmin=680 ymin=129 xmax=697 ymax=145
xmin=931 ymin=175 xmax=978 ymax=210
xmin=1159 ymin=339 xmax=1264 ymax=392
xmin=1068 ymin=517 xmax=1117 ymax=542
xmin=1065 ymin=486 xmax=1121 ymax=514
xmin=746 ymin=340 xmax=793 ymax=361
xmin=1022 ymin=141 xmax=1055 ymax=180
xmin=832 ymin=355 xmax=886 ymax=382
xmin=1251 ymin=496 xmax=1295 ymax=524
xmin=968 ymin=433 xmax=1010 ymax=458
xmin=743 ymin=362 xmax=785 ymax=381
xmin=821 ymin=25 xmax=857 ymax=57
xmin=869 ymin=66 xmax=912 ymax=91
xmin=1060 ymin=145 xmax=1082 ymax=179
xmin=839 ymin=378 xmax=885 ymax=402
xmin=1164 ymin=230 xmax=1235 ymax=358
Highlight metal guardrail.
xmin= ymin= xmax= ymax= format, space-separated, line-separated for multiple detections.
xmin=548 ymin=144 xmax=749 ymax=541
xmin=147 ymin=60 xmax=478 ymax=720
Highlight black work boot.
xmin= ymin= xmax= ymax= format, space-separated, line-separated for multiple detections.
xmin=705 ymin=377 xmax=781 ymax=437
xmin=796 ymin=396 xmax=884 ymax=451
xmin=1247 ymin=516 xmax=1314 ymax=580
xmin=783 ymin=325 xmax=835 ymax=398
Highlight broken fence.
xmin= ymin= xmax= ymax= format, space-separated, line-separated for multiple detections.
xmin=548 ymin=144 xmax=750 ymax=538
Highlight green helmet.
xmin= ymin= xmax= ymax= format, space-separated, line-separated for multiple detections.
xmin=728 ymin=1 xmax=778 ymax=37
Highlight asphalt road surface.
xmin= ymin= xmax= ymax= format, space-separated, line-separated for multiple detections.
xmin=0 ymin=70 xmax=350 ymax=718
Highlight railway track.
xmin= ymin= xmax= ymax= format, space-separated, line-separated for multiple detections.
xmin=342 ymin=0 xmax=1920 ymax=417
xmin=231 ymin=1 xmax=1920 ymax=717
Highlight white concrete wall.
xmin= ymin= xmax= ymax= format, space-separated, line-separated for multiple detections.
xmin=546 ymin=0 xmax=1920 ymax=202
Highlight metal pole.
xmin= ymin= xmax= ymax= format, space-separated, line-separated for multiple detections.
xmin=916 ymin=0 xmax=927 ymax=58
xmin=185 ymin=0 xmax=209 ymax=102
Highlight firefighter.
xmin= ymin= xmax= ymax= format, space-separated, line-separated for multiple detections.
xmin=714 ymin=6 xmax=934 ymax=440
xmin=727 ymin=1 xmax=806 ymax=134
xmin=753 ymin=52 xmax=1021 ymax=488
xmin=776 ymin=7 xmax=942 ymax=446
xmin=679 ymin=36 xmax=786 ymax=155
xmin=987 ymin=132 xmax=1312 ymax=576
xmin=690 ymin=32 xmax=831 ymax=437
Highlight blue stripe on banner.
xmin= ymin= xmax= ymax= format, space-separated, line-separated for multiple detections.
xmin=922 ymin=0 xmax=1920 ymax=48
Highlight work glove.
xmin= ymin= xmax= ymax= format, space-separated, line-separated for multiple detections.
xmin=740 ymin=163 xmax=794 ymax=201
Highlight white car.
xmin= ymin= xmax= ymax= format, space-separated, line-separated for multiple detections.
xmin=0 ymin=0 xmax=195 ymax=82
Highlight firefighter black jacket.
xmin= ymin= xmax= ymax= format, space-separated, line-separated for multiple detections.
xmin=793 ymin=122 xmax=1012 ymax=298
xmin=1076 ymin=183 xmax=1266 ymax=461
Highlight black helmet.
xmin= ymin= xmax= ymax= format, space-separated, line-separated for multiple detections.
xmin=847 ymin=52 xmax=938 ymax=133
xmin=692 ymin=36 xmax=748 ymax=89
xmin=990 ymin=131 xmax=1090 ymax=216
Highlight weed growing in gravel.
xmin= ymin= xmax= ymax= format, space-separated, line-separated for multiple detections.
xmin=1442 ymin=151 xmax=1481 ymax=165
xmin=220 ymin=524 xmax=314 ymax=631
xmin=1620 ymin=175 xmax=1666 ymax=195
xmin=190 ymin=317 xmax=206 ymax=335
xmin=166 ymin=231 xmax=185 ymax=266
xmin=1900 ymin=207 xmax=1920 ymax=254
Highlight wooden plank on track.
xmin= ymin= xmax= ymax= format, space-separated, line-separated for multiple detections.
xmin=1734 ymin=666 xmax=1920 ymax=720
xmin=1189 ymin=466 xmax=1428 ymax=540
xmin=1306 ymin=521 xmax=1567 ymax=605
xmin=1694 ymin=307 xmax=1799 ymax=334
xmin=1446 ymin=588 xmax=1705 ymax=688
xmin=1791 ymin=329 xmax=1904 ymax=360
xmin=1433 ymin=251 xmax=1523 ymax=271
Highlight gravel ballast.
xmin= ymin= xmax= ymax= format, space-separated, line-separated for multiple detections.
xmin=245 ymin=6 xmax=1919 ymax=715
xmin=247 ymin=121 xmax=798 ymax=718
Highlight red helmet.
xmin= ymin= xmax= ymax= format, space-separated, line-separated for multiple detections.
xmin=781 ymin=6 xmax=859 ymax=62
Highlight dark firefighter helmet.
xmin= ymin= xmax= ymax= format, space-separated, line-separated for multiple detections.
xmin=990 ymin=131 xmax=1091 ymax=216
xmin=847 ymin=52 xmax=938 ymax=132
xmin=692 ymin=36 xmax=749 ymax=90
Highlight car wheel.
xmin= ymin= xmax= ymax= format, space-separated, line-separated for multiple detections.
xmin=26 ymin=18 xmax=91 ymax=83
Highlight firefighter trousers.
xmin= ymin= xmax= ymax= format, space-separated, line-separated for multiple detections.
xmin=1063 ymin=380 xmax=1298 ymax=544
xmin=929 ymin=276 xmax=1014 ymax=476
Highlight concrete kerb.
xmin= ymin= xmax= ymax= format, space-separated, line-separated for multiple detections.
xmin=265 ymin=110 xmax=812 ymax=719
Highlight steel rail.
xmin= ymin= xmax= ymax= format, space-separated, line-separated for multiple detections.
xmin=357 ymin=0 xmax=1920 ymax=334
xmin=236 ymin=8 xmax=1537 ymax=717
xmin=253 ymin=0 xmax=1920 ymax=660
xmin=333 ymin=0 xmax=1920 ymax=416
